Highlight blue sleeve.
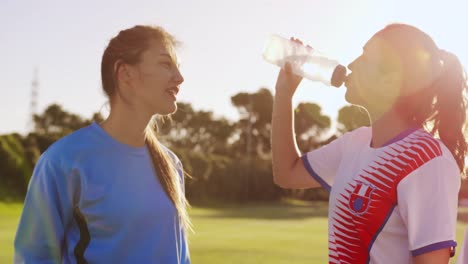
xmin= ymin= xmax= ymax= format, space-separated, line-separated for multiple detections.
xmin=14 ymin=155 xmax=77 ymax=263
xmin=170 ymin=155 xmax=190 ymax=263
xmin=163 ymin=146 xmax=185 ymax=192
xmin=172 ymin=153 xmax=190 ymax=263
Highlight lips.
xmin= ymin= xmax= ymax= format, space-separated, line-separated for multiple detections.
xmin=166 ymin=87 xmax=179 ymax=99
xmin=344 ymin=73 xmax=353 ymax=88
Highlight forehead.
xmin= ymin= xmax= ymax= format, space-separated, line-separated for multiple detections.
xmin=363 ymin=36 xmax=390 ymax=53
xmin=364 ymin=32 xmax=433 ymax=66
xmin=142 ymin=40 xmax=177 ymax=62
xmin=362 ymin=35 xmax=404 ymax=62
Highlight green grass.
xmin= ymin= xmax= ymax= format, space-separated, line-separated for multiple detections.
xmin=188 ymin=200 xmax=329 ymax=263
xmin=1 ymin=201 xmax=467 ymax=263
xmin=0 ymin=202 xmax=23 ymax=262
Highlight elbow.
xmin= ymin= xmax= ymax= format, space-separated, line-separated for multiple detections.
xmin=274 ymin=180 xmax=290 ymax=189
xmin=273 ymin=170 xmax=292 ymax=189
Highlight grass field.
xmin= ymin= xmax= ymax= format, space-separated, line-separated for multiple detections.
xmin=1 ymin=201 xmax=467 ymax=263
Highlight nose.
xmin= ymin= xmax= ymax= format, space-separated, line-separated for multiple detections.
xmin=174 ymin=68 xmax=184 ymax=85
xmin=347 ymin=56 xmax=360 ymax=72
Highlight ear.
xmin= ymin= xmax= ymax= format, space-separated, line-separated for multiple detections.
xmin=114 ymin=60 xmax=134 ymax=89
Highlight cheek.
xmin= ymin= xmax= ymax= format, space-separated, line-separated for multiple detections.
xmin=140 ymin=73 xmax=165 ymax=90
xmin=346 ymin=73 xmax=377 ymax=107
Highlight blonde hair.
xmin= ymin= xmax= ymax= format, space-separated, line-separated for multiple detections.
xmin=145 ymin=119 xmax=192 ymax=232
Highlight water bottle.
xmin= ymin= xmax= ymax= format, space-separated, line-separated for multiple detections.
xmin=263 ymin=34 xmax=347 ymax=87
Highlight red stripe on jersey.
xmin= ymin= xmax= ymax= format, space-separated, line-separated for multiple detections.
xmin=329 ymin=131 xmax=442 ymax=263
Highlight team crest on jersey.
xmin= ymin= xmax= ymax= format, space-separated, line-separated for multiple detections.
xmin=348 ymin=181 xmax=376 ymax=215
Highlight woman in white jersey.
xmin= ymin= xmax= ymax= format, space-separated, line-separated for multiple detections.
xmin=271 ymin=23 xmax=467 ymax=263
xmin=15 ymin=25 xmax=191 ymax=263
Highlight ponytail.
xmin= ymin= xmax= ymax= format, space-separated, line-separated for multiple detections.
xmin=145 ymin=119 xmax=192 ymax=233
xmin=430 ymin=50 xmax=468 ymax=174
xmin=379 ymin=24 xmax=468 ymax=175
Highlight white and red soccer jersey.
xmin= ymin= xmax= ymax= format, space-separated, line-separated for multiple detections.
xmin=302 ymin=127 xmax=460 ymax=264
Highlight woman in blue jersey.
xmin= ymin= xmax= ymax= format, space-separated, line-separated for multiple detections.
xmin=14 ymin=25 xmax=191 ymax=263
xmin=271 ymin=24 xmax=467 ymax=263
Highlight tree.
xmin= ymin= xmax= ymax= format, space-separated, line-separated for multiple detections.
xmin=0 ymin=134 xmax=37 ymax=199
xmin=34 ymin=104 xmax=85 ymax=135
xmin=231 ymin=88 xmax=273 ymax=159
xmin=337 ymin=105 xmax=370 ymax=133
xmin=158 ymin=102 xmax=235 ymax=155
xmin=31 ymin=103 xmax=104 ymax=152
xmin=294 ymin=102 xmax=331 ymax=152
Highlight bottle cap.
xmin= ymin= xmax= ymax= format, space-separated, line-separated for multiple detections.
xmin=331 ymin=64 xmax=347 ymax=87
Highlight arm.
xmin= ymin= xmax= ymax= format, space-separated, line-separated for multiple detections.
xmin=271 ymin=61 xmax=320 ymax=189
xmin=412 ymin=248 xmax=450 ymax=264
xmin=14 ymin=156 xmax=74 ymax=263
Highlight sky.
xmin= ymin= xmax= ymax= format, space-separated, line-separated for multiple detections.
xmin=1 ymin=0 xmax=468 ymax=134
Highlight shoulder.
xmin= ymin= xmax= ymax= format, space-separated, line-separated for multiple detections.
xmin=40 ymin=124 xmax=97 ymax=166
xmin=158 ymin=144 xmax=186 ymax=185
xmin=398 ymin=130 xmax=460 ymax=185
xmin=158 ymin=144 xmax=184 ymax=177
xmin=333 ymin=126 xmax=371 ymax=146
xmin=397 ymin=155 xmax=461 ymax=206
xmin=406 ymin=129 xmax=456 ymax=166
xmin=159 ymin=144 xmax=181 ymax=164
xmin=347 ymin=126 xmax=371 ymax=139
xmin=30 ymin=126 xmax=95 ymax=183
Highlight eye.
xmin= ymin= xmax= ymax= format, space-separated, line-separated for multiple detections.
xmin=161 ymin=61 xmax=172 ymax=68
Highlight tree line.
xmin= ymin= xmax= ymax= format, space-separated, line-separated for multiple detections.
xmin=0 ymin=88 xmax=371 ymax=203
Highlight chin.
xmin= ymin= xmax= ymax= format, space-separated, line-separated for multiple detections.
xmin=345 ymin=91 xmax=366 ymax=107
xmin=157 ymin=102 xmax=178 ymax=115
xmin=344 ymin=81 xmax=362 ymax=105
xmin=344 ymin=91 xmax=356 ymax=104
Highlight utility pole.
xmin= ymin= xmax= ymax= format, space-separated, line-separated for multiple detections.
xmin=27 ymin=68 xmax=39 ymax=133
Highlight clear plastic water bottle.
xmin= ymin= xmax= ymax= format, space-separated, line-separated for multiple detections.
xmin=263 ymin=34 xmax=347 ymax=87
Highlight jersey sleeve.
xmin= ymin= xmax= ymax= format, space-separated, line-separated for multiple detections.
xmin=397 ymin=156 xmax=460 ymax=257
xmin=163 ymin=147 xmax=185 ymax=193
xmin=176 ymin=157 xmax=185 ymax=194
xmin=301 ymin=129 xmax=357 ymax=192
xmin=14 ymin=155 xmax=77 ymax=263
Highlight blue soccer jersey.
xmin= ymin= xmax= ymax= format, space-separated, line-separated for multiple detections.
xmin=14 ymin=122 xmax=190 ymax=264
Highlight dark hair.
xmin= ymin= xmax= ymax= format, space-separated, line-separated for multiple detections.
xmin=100 ymin=25 xmax=191 ymax=231
xmin=377 ymin=24 xmax=467 ymax=174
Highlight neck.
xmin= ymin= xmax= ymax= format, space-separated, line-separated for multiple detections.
xmin=369 ymin=109 xmax=415 ymax=148
xmin=100 ymin=102 xmax=153 ymax=148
